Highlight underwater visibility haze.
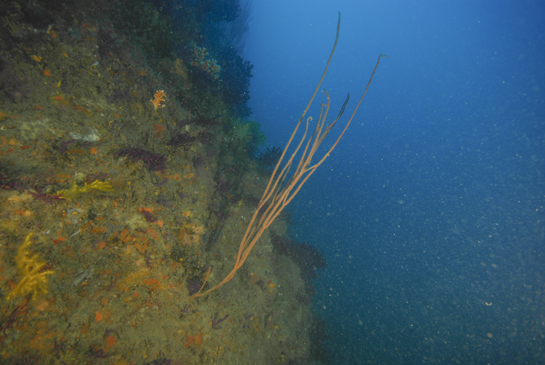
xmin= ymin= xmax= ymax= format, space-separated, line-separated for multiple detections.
xmin=248 ymin=0 xmax=544 ymax=364
xmin=0 ymin=0 xmax=543 ymax=364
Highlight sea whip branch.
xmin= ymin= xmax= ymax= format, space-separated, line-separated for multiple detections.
xmin=194 ymin=13 xmax=387 ymax=298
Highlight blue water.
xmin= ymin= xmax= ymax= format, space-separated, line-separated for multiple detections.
xmin=246 ymin=0 xmax=544 ymax=363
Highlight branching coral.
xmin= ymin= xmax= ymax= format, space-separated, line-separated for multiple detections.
xmin=218 ymin=47 xmax=253 ymax=117
xmin=150 ymin=90 xmax=167 ymax=110
xmin=192 ymin=45 xmax=220 ymax=79
xmin=227 ymin=118 xmax=266 ymax=154
xmin=6 ymin=233 xmax=54 ymax=301
xmin=257 ymin=146 xmax=283 ymax=172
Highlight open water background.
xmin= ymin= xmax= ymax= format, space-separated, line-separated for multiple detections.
xmin=246 ymin=0 xmax=545 ymax=363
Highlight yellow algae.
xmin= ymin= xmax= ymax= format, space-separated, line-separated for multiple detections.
xmin=55 ymin=180 xmax=113 ymax=200
xmin=170 ymin=58 xmax=188 ymax=79
xmin=7 ymin=191 xmax=33 ymax=203
xmin=6 ymin=233 xmax=54 ymax=301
